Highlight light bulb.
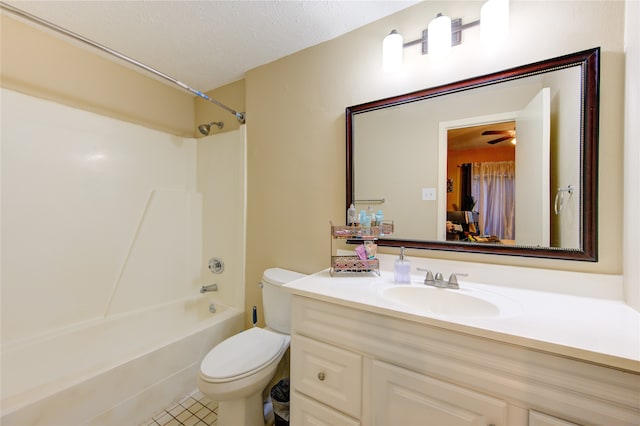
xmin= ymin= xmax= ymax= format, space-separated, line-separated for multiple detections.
xmin=382 ymin=30 xmax=403 ymax=72
xmin=428 ymin=13 xmax=452 ymax=57
xmin=481 ymin=0 xmax=510 ymax=45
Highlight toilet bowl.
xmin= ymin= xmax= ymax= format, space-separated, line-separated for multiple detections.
xmin=198 ymin=268 xmax=306 ymax=426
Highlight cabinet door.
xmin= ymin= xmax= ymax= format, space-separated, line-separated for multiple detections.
xmin=529 ymin=410 xmax=581 ymax=426
xmin=291 ymin=334 xmax=362 ymax=418
xmin=370 ymin=360 xmax=507 ymax=426
xmin=291 ymin=391 xmax=361 ymax=426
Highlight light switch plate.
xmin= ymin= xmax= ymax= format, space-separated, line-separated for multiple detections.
xmin=422 ymin=187 xmax=437 ymax=201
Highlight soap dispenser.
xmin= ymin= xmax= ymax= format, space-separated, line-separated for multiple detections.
xmin=394 ymin=247 xmax=411 ymax=284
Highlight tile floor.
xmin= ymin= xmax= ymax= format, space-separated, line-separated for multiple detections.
xmin=142 ymin=391 xmax=217 ymax=426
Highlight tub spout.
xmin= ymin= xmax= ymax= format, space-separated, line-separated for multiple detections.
xmin=200 ymin=283 xmax=218 ymax=293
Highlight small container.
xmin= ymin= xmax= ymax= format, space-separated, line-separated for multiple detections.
xmin=367 ymin=205 xmax=375 ymax=225
xmin=375 ymin=210 xmax=384 ymax=234
xmin=394 ymin=247 xmax=411 ymax=284
xmin=364 ymin=241 xmax=377 ymax=259
xmin=361 ymin=215 xmax=372 ymax=235
xmin=355 ymin=244 xmax=368 ymax=260
xmin=347 ymin=203 xmax=357 ymax=226
xmin=359 ymin=210 xmax=367 ymax=225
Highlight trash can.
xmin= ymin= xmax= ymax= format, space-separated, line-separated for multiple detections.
xmin=270 ymin=378 xmax=290 ymax=426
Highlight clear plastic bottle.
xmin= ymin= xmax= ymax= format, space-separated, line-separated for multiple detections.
xmin=367 ymin=205 xmax=375 ymax=225
xmin=347 ymin=203 xmax=357 ymax=226
xmin=359 ymin=210 xmax=367 ymax=225
xmin=394 ymin=247 xmax=411 ymax=284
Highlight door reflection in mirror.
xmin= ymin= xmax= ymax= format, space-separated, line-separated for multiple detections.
xmin=447 ymin=121 xmax=516 ymax=244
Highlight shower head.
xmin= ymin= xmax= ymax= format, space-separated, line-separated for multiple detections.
xmin=198 ymin=121 xmax=224 ymax=136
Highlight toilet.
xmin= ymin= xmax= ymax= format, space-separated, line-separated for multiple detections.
xmin=198 ymin=267 xmax=306 ymax=426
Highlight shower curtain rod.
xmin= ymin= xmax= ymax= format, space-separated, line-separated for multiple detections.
xmin=0 ymin=2 xmax=246 ymax=124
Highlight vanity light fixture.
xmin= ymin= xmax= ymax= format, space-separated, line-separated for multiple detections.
xmin=382 ymin=0 xmax=509 ymax=71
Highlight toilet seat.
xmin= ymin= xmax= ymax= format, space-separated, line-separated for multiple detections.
xmin=200 ymin=328 xmax=288 ymax=383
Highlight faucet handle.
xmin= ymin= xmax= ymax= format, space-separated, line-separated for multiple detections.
xmin=417 ymin=268 xmax=435 ymax=285
xmin=447 ymin=273 xmax=468 ymax=288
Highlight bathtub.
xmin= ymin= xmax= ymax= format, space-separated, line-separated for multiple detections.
xmin=1 ymin=295 xmax=243 ymax=426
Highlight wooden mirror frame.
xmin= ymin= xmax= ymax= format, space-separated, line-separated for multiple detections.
xmin=346 ymin=47 xmax=599 ymax=261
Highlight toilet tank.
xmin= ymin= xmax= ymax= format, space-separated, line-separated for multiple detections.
xmin=261 ymin=268 xmax=306 ymax=333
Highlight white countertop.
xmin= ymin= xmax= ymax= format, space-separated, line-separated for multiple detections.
xmin=284 ymin=264 xmax=640 ymax=373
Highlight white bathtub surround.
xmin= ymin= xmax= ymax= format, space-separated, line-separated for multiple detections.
xmin=2 ymin=88 xmax=202 ymax=342
xmin=197 ymin=125 xmax=247 ymax=311
xmin=1 ymin=89 xmax=247 ymax=425
xmin=105 ymin=188 xmax=203 ymax=316
xmin=287 ymin=253 xmax=639 ymax=372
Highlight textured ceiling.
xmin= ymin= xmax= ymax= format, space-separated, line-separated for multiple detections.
xmin=4 ymin=0 xmax=419 ymax=92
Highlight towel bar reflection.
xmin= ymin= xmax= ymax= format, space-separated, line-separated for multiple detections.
xmin=354 ymin=198 xmax=385 ymax=204
xmin=554 ymin=185 xmax=574 ymax=215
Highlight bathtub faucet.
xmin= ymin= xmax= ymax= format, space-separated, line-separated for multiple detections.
xmin=200 ymin=283 xmax=218 ymax=293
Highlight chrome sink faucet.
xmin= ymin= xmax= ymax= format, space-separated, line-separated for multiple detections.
xmin=417 ymin=268 xmax=467 ymax=289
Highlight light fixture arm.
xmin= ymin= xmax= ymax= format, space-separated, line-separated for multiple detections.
xmin=403 ymin=18 xmax=480 ymax=55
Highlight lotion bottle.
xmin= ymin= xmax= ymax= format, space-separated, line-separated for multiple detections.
xmin=394 ymin=247 xmax=411 ymax=283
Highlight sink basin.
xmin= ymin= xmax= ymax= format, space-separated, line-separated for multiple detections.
xmin=382 ymin=285 xmax=506 ymax=318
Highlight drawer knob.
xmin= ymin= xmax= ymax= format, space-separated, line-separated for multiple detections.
xmin=317 ymin=372 xmax=325 ymax=381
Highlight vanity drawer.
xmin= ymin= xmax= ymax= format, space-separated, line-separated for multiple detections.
xmin=291 ymin=391 xmax=360 ymax=426
xmin=291 ymin=334 xmax=362 ymax=418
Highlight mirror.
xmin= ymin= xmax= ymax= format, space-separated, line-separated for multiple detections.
xmin=346 ymin=47 xmax=599 ymax=261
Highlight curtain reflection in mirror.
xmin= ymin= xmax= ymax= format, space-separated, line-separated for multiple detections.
xmin=472 ymin=161 xmax=515 ymax=241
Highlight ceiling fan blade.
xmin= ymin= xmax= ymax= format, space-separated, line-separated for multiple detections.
xmin=482 ymin=130 xmax=512 ymax=136
xmin=487 ymin=136 xmax=513 ymax=145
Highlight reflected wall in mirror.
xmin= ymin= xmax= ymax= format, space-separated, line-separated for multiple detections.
xmin=346 ymin=47 xmax=599 ymax=261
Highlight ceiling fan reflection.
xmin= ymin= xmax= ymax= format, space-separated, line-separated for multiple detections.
xmin=482 ymin=129 xmax=516 ymax=145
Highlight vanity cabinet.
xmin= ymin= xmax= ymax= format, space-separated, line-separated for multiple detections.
xmin=289 ymin=295 xmax=640 ymax=426
xmin=369 ymin=360 xmax=507 ymax=425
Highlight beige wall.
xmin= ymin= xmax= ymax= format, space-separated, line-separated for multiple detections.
xmin=624 ymin=0 xmax=640 ymax=311
xmin=1 ymin=15 xmax=194 ymax=136
xmin=244 ymin=1 xmax=628 ymax=326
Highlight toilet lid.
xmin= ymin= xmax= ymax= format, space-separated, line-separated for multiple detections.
xmin=200 ymin=328 xmax=286 ymax=381
xmin=263 ymin=267 xmax=306 ymax=286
